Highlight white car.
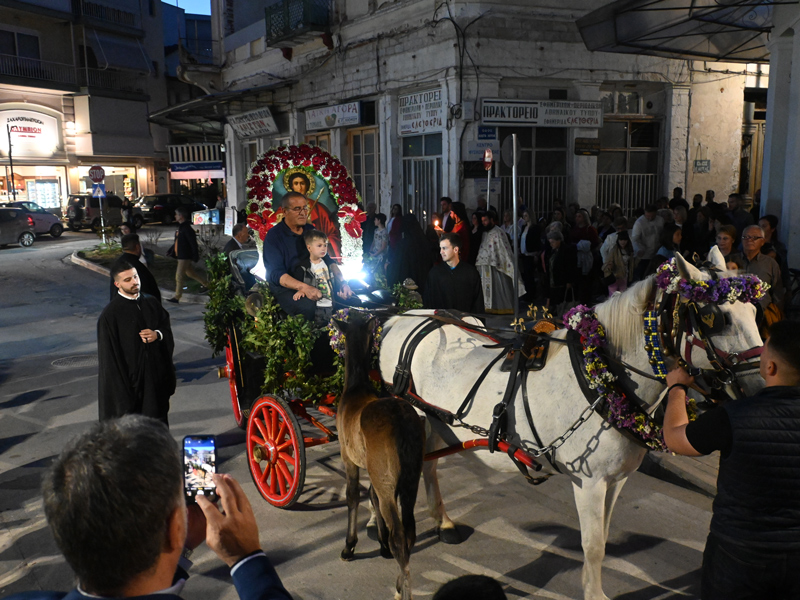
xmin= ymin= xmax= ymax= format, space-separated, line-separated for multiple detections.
xmin=3 ymin=201 xmax=63 ymax=237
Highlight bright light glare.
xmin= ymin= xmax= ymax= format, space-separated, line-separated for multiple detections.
xmin=339 ymin=260 xmax=365 ymax=281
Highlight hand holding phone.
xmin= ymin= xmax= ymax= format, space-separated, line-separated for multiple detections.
xmin=183 ymin=435 xmax=218 ymax=503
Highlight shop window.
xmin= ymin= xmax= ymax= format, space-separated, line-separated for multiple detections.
xmin=304 ymin=133 xmax=330 ymax=152
xmin=242 ymin=141 xmax=258 ymax=180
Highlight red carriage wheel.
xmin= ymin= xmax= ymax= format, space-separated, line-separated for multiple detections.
xmin=246 ymin=395 xmax=306 ymax=508
xmin=224 ymin=335 xmax=246 ymax=429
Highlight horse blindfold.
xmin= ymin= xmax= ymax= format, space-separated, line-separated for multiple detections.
xmin=695 ymin=304 xmax=728 ymax=336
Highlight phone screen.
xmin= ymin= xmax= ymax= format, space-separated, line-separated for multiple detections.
xmin=183 ymin=435 xmax=217 ymax=502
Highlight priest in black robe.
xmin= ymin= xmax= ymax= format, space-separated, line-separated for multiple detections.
xmin=109 ymin=233 xmax=161 ymax=302
xmin=424 ymin=232 xmax=485 ymax=313
xmin=98 ymin=262 xmax=176 ymax=424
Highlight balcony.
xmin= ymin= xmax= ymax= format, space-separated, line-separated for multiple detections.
xmin=72 ymin=0 xmax=141 ymax=30
xmin=0 ymin=54 xmax=77 ymax=88
xmin=265 ymin=0 xmax=330 ymax=48
xmin=0 ymin=53 xmax=146 ymax=94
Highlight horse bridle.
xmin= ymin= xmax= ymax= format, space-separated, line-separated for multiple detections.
xmin=655 ymin=287 xmax=763 ymax=401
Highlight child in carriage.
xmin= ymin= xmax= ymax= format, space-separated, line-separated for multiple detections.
xmin=293 ymin=229 xmax=337 ymax=326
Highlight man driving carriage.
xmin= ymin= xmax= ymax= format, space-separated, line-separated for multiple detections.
xmin=262 ymin=191 xmax=353 ymax=322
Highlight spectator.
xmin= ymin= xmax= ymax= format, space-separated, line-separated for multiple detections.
xmin=693 ymin=206 xmax=717 ymax=257
xmin=550 ymin=207 xmax=571 ymax=241
xmin=664 ymin=321 xmax=800 ymax=600
xmin=369 ymin=212 xmax=389 ymax=269
xmin=167 ymin=206 xmax=208 ymax=304
xmin=716 ymin=224 xmax=743 ymax=270
xmin=596 ymin=211 xmax=615 ymax=242
xmin=656 ymin=196 xmax=673 ymax=224
xmin=519 ymin=209 xmax=542 ymax=302
xmin=727 ymin=193 xmax=754 ymax=235
xmin=424 ymin=232 xmax=484 ymax=313
xmin=543 ymin=230 xmax=577 ymax=312
xmin=602 ymin=229 xmax=634 ymax=295
xmin=293 ymin=229 xmax=347 ymax=325
xmin=476 ymin=194 xmax=497 ymax=216
xmin=222 ymin=223 xmax=251 ymax=256
xmin=740 ymin=224 xmax=785 ymax=315
xmin=631 ymin=204 xmax=664 ymax=280
xmin=688 ymin=193 xmax=704 ymax=225
xmin=387 ymin=203 xmax=403 ymax=251
xmin=468 ymin=212 xmax=482 ymax=265
xmin=439 ymin=197 xmax=455 ymax=232
xmin=5 ymin=416 xmax=292 ymax=600
xmin=361 ymin=201 xmax=377 ymax=256
xmin=387 ymin=214 xmax=433 ymax=294
xmin=646 ymin=223 xmax=682 ymax=275
xmin=705 ymin=189 xmax=716 ymax=208
xmin=759 ymin=214 xmax=789 ymax=288
xmin=450 ymin=202 xmax=471 ymax=262
xmin=669 ymin=187 xmax=689 ymax=210
xmin=672 ymin=205 xmax=693 ymax=255
xmin=600 ymin=216 xmax=629 ymax=264
xmin=500 ymin=209 xmax=516 ymax=240
xmin=476 ymin=210 xmax=525 ymax=313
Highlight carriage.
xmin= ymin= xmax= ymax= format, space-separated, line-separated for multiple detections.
xmin=207 ymin=144 xmax=768 ymax=600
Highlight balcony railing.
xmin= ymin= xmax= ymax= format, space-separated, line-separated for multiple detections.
xmin=265 ymin=0 xmax=330 ymax=47
xmin=596 ymin=173 xmax=659 ymax=216
xmin=499 ymin=175 xmax=568 ymax=219
xmin=72 ymin=0 xmax=140 ymax=29
xmin=0 ymin=54 xmax=77 ymax=86
xmin=78 ymin=67 xmax=146 ymax=93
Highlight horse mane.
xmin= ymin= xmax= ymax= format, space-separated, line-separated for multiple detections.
xmin=593 ymin=276 xmax=655 ymax=356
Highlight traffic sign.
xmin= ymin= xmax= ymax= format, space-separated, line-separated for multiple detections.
xmin=92 ymin=183 xmax=106 ymax=198
xmin=483 ymin=148 xmax=493 ymax=170
xmin=89 ymin=165 xmax=105 ymax=183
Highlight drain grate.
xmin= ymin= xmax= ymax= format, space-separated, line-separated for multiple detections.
xmin=52 ymin=355 xmax=99 ymax=368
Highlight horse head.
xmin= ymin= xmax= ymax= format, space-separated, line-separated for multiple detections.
xmin=670 ymin=247 xmax=765 ymax=398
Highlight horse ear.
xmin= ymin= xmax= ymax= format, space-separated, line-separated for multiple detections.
xmin=332 ymin=319 xmax=348 ymax=334
xmin=674 ymin=251 xmax=703 ymax=281
xmin=706 ymin=245 xmax=727 ymax=272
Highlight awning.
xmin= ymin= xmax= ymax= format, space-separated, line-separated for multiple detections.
xmin=170 ymin=169 xmax=225 ymax=180
xmin=86 ymin=30 xmax=152 ymax=73
xmin=148 ymin=81 xmax=295 ymax=138
xmin=577 ymin=0 xmax=787 ymax=63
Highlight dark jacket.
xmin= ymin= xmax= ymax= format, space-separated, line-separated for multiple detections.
xmin=176 ymin=221 xmax=199 ymax=261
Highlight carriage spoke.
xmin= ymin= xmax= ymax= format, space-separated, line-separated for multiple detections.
xmin=271 ymin=409 xmax=279 ymax=441
xmin=277 ymin=458 xmax=293 ymax=484
xmin=278 ymin=451 xmax=296 ymax=469
xmin=259 ymin=462 xmax=272 ymax=484
xmin=250 ymin=434 xmax=266 ymax=446
xmin=269 ymin=465 xmax=279 ymax=494
xmin=263 ymin=408 xmax=274 ymax=439
xmin=254 ymin=418 xmax=269 ymax=443
xmin=275 ymin=421 xmax=288 ymax=443
xmin=276 ymin=440 xmax=294 ymax=454
xmin=276 ymin=463 xmax=288 ymax=496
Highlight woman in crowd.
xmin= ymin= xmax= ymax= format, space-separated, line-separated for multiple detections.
xmin=602 ymin=229 xmax=634 ymax=295
xmin=500 ymin=210 xmax=516 ymax=240
xmin=387 ymin=214 xmax=433 ymax=293
xmin=519 ymin=209 xmax=541 ymax=302
xmin=450 ymin=202 xmax=471 ymax=261
xmin=646 ymin=223 xmax=682 ymax=274
xmin=369 ymin=212 xmax=389 ymax=268
xmin=715 ymin=224 xmax=743 ymax=269
xmin=543 ymin=230 xmax=577 ymax=313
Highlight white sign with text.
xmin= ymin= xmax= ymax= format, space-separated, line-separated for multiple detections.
xmin=481 ymin=99 xmax=603 ymax=128
xmin=228 ymin=107 xmax=279 ymax=138
xmin=305 ymin=102 xmax=360 ymax=130
xmin=0 ymin=110 xmax=60 ymax=157
xmin=399 ymin=89 xmax=445 ymax=136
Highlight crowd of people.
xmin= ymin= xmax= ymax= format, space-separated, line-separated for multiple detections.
xmin=358 ymin=188 xmax=789 ymax=325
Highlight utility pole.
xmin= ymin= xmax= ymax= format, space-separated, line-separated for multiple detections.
xmin=7 ymin=124 xmax=17 ymax=201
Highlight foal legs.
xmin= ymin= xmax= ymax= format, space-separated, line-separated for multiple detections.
xmin=421 ymin=429 xmax=461 ymax=544
xmin=369 ymin=485 xmax=394 ymax=559
xmin=340 ymin=459 xmax=361 ymax=561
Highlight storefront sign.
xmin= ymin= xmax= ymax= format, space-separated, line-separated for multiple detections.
xmin=574 ymin=137 xmax=601 ymax=156
xmin=481 ymin=99 xmax=603 ymax=128
xmin=399 ymin=89 xmax=445 ymax=136
xmin=305 ymin=102 xmax=360 ymax=130
xmin=228 ymin=108 xmax=279 ymax=139
xmin=477 ymin=126 xmax=496 ymax=140
xmin=0 ymin=109 xmax=60 ymax=157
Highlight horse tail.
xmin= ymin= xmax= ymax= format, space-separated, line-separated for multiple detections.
xmin=393 ymin=402 xmax=424 ymax=552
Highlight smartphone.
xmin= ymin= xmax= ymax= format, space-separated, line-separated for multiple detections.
xmin=183 ymin=435 xmax=217 ymax=502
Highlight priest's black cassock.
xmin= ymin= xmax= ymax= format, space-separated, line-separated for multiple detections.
xmin=97 ymin=293 xmax=176 ymax=424
xmin=109 ymin=252 xmax=161 ymax=302
xmin=423 ymin=261 xmax=485 ymax=313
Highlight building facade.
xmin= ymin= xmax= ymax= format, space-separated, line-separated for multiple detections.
xmin=164 ymin=0 xmax=768 ymax=222
xmin=0 ymin=0 xmax=171 ymax=214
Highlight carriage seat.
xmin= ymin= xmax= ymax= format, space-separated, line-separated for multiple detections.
xmin=229 ymin=249 xmax=260 ymax=296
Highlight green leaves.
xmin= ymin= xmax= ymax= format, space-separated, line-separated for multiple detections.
xmin=203 ymin=253 xmax=245 ymax=356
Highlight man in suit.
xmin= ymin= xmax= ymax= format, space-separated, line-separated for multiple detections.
xmin=110 ymin=234 xmax=161 ymax=302
xmin=5 ymin=415 xmax=293 ymax=600
xmin=223 ymin=223 xmax=251 ymax=256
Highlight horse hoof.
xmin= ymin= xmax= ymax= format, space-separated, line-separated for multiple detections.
xmin=366 ymin=524 xmax=379 ymax=541
xmin=340 ymin=548 xmax=355 ymax=561
xmin=380 ymin=546 xmax=393 ymax=559
xmin=437 ymin=526 xmax=462 ymax=545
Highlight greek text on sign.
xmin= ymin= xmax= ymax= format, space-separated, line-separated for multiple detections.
xmin=481 ymin=99 xmax=603 ymax=128
xmin=0 ymin=109 xmax=60 ymax=157
xmin=227 ymin=107 xmax=279 ymax=139
xmin=305 ymin=102 xmax=360 ymax=131
xmin=399 ymin=88 xmax=445 ymax=136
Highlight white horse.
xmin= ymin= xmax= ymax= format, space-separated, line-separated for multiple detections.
xmin=378 ymin=249 xmax=765 ymax=600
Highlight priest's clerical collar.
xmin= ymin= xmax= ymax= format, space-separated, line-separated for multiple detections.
xmin=118 ymin=290 xmax=141 ymax=301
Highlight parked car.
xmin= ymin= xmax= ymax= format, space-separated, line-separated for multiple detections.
xmin=2 ymin=201 xmax=63 ymax=237
xmin=66 ymin=194 xmax=127 ymax=231
xmin=135 ymin=194 xmax=208 ymax=225
xmin=0 ymin=207 xmax=35 ymax=247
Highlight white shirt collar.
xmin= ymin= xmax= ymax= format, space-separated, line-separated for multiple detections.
xmin=118 ymin=290 xmax=140 ymax=300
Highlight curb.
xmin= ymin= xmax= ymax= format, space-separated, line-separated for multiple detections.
xmin=69 ymin=251 xmax=207 ymax=305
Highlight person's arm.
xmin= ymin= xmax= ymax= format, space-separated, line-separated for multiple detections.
xmin=630 ymin=220 xmax=644 ymax=257
xmin=278 ymin=273 xmax=322 ymax=300
xmin=663 ymin=366 xmax=702 ymax=456
xmin=328 ymin=263 xmax=353 ymax=299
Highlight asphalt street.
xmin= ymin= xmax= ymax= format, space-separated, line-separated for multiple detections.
xmin=0 ymin=231 xmax=713 ymax=600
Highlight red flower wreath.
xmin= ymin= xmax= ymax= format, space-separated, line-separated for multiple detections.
xmin=245 ymin=144 xmax=362 ymax=242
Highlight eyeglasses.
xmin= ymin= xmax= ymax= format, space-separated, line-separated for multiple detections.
xmin=287 ymin=205 xmax=310 ymax=214
xmin=741 ymin=235 xmax=764 ymax=241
